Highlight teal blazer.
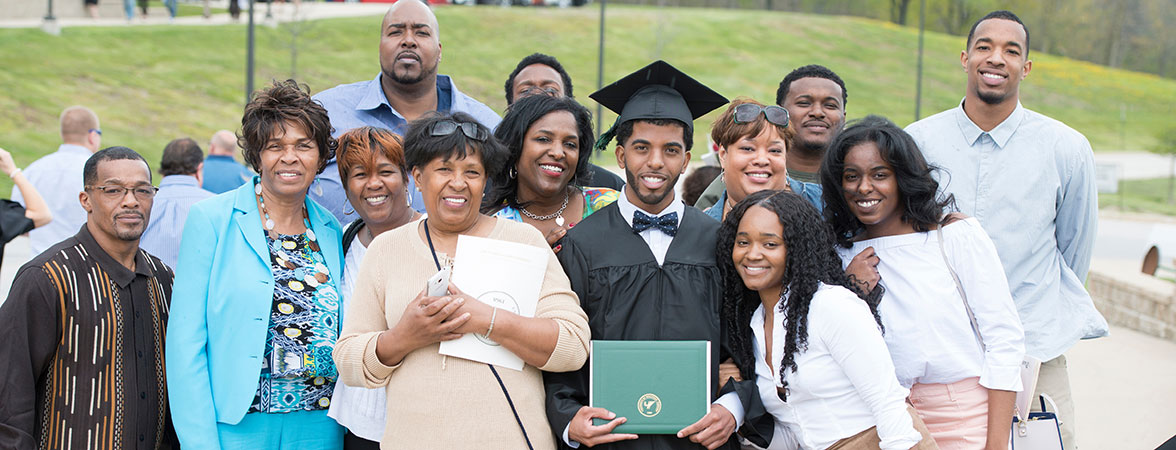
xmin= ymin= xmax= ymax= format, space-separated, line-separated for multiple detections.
xmin=165 ymin=178 xmax=343 ymax=449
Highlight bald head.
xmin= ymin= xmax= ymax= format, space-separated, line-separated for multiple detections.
xmin=60 ymin=106 xmax=100 ymax=150
xmin=209 ymin=130 xmax=238 ymax=156
xmin=382 ymin=0 xmax=439 ymax=38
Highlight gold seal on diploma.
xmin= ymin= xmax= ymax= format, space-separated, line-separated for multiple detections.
xmin=637 ymin=393 xmax=662 ymax=417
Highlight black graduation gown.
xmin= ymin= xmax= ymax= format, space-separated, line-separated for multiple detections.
xmin=545 ymin=203 xmax=771 ymax=450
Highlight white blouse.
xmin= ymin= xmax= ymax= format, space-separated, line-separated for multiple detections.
xmin=838 ymin=217 xmax=1025 ymax=391
xmin=327 ymin=235 xmax=387 ymax=442
xmin=751 ymin=283 xmax=922 ymax=450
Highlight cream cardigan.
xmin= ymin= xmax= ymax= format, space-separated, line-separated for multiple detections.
xmin=333 ymin=217 xmax=590 ymax=449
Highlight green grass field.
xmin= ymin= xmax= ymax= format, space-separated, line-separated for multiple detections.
xmin=1 ymin=5 xmax=1175 ymax=197
xmin=1100 ymin=176 xmax=1176 ymax=216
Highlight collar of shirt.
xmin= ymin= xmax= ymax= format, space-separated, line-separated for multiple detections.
xmin=158 ymin=174 xmax=201 ymax=189
xmin=954 ymin=99 xmax=1026 ymax=149
xmin=75 ymin=224 xmax=156 ymax=287
xmin=615 ymin=187 xmax=684 ymax=228
xmin=205 ymin=154 xmax=237 ymax=163
xmin=355 ymin=72 xmax=458 ymax=118
xmin=58 ymin=143 xmax=92 ymax=156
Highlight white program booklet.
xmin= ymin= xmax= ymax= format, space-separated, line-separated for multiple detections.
xmin=438 ymin=234 xmax=547 ymax=370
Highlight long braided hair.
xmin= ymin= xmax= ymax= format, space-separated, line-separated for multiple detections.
xmin=716 ymin=190 xmax=882 ymax=395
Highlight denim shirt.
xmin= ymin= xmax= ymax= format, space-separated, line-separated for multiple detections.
xmin=703 ymin=177 xmax=824 ymax=222
xmin=906 ymin=101 xmax=1108 ymax=360
xmin=311 ymin=73 xmax=502 ymax=225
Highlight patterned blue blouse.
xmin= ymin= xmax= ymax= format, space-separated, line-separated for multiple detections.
xmin=249 ymin=231 xmax=342 ymax=413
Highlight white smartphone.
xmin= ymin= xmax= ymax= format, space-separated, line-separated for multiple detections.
xmin=426 ymin=266 xmax=451 ymax=297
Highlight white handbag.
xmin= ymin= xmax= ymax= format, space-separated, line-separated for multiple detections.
xmin=1009 ymin=393 xmax=1064 ymax=450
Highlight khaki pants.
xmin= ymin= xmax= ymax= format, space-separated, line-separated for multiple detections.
xmin=1030 ymin=354 xmax=1077 ymax=450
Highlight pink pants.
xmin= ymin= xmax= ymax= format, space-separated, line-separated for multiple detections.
xmin=908 ymin=377 xmax=989 ymax=450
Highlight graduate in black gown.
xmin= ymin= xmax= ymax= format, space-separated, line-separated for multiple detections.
xmin=544 ymin=61 xmax=772 ymax=450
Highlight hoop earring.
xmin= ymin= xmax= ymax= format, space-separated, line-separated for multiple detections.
xmin=509 ymin=166 xmax=517 ymax=179
xmin=343 ymin=202 xmax=356 ymax=216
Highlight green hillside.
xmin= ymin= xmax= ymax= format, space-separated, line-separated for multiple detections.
xmin=1 ymin=5 xmax=1174 ymax=195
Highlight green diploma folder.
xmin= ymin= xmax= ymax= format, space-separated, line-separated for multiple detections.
xmin=589 ymin=340 xmax=711 ymax=434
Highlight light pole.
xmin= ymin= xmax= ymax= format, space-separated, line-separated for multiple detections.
xmin=42 ymin=0 xmax=59 ymax=35
xmin=247 ymin=0 xmax=256 ymax=104
xmin=914 ymin=0 xmax=925 ymax=121
xmin=595 ymin=0 xmax=606 ymax=137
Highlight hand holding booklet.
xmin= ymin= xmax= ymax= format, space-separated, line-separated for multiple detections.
xmin=437 ymin=235 xmax=547 ymax=371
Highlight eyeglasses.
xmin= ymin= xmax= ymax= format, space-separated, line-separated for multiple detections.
xmin=430 ymin=120 xmax=488 ymax=141
xmin=733 ymin=104 xmax=789 ymax=128
xmin=89 ymin=128 xmax=103 ymax=136
xmin=86 ymin=184 xmax=158 ymax=200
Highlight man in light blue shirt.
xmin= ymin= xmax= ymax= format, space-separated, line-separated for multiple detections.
xmin=312 ymin=0 xmax=500 ymax=225
xmin=201 ymin=130 xmax=253 ymax=195
xmin=905 ymin=11 xmax=1106 ymax=449
xmin=13 ymin=106 xmax=102 ymax=256
xmin=140 ymin=138 xmax=214 ymax=268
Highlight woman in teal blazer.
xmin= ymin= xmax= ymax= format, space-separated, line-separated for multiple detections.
xmin=166 ymin=80 xmax=345 ymax=450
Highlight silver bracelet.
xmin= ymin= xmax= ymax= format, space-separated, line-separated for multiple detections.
xmin=8 ymin=168 xmax=20 ymax=178
xmin=482 ymin=307 xmax=498 ymax=339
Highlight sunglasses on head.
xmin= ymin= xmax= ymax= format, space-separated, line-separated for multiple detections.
xmin=430 ymin=120 xmax=488 ymax=141
xmin=733 ymin=104 xmax=789 ymax=128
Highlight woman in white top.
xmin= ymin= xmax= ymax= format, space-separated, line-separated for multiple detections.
xmin=329 ymin=127 xmax=422 ymax=449
xmin=717 ymin=189 xmax=935 ymax=450
xmin=820 ymin=116 xmax=1025 ymax=450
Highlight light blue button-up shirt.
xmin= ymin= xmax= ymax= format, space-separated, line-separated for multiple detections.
xmin=140 ymin=175 xmax=214 ymax=268
xmin=12 ymin=144 xmax=91 ymax=256
xmin=905 ymin=101 xmax=1108 ymax=361
xmin=312 ymin=73 xmax=502 ymax=225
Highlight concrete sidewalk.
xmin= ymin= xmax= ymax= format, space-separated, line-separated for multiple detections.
xmin=0 ymin=1 xmax=392 ymax=29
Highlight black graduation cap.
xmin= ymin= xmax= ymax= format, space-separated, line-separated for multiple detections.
xmin=590 ymin=60 xmax=728 ymax=150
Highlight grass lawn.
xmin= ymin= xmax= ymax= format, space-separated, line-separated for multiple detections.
xmin=1099 ymin=176 xmax=1176 ymax=216
xmin=1 ymin=5 xmax=1175 ymax=198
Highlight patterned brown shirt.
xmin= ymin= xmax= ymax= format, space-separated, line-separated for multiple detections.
xmin=0 ymin=226 xmax=175 ymax=450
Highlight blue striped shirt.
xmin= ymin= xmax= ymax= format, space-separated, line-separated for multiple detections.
xmin=140 ymin=175 xmax=215 ymax=268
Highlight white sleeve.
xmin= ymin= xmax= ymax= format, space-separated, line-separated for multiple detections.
xmin=950 ymin=219 xmax=1026 ymax=391
xmin=562 ymin=424 xmax=581 ymax=448
xmin=817 ymin=290 xmax=922 ymax=450
xmin=712 ymin=391 xmax=745 ymax=427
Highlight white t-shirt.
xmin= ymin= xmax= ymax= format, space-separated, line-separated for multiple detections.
xmin=838 ymin=217 xmax=1025 ymax=391
xmin=327 ymin=229 xmax=387 ymax=441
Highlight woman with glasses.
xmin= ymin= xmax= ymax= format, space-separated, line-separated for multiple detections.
xmin=821 ymin=116 xmax=1023 ymax=450
xmin=705 ymin=98 xmax=823 ymax=222
xmin=333 ymin=112 xmax=590 ymax=449
xmin=327 ymin=126 xmax=421 ymax=449
xmin=482 ymin=94 xmax=618 ymax=250
xmin=167 ymin=79 xmax=346 ymax=450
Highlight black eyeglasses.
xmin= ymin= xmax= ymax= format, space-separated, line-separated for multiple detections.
xmin=430 ymin=120 xmax=488 ymax=141
xmin=86 ymin=184 xmax=158 ymax=200
xmin=89 ymin=128 xmax=103 ymax=136
xmin=733 ymin=104 xmax=789 ymax=128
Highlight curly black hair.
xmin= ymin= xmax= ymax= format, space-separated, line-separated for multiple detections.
xmin=239 ymin=79 xmax=336 ymax=174
xmin=717 ymin=189 xmax=882 ymax=395
xmin=503 ymin=53 xmax=575 ymax=105
xmin=819 ymin=115 xmax=955 ymax=249
xmin=482 ymin=94 xmax=595 ymax=214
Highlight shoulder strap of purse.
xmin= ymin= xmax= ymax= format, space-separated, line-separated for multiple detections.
xmin=342 ymin=218 xmax=365 ymax=256
xmin=936 ymin=223 xmax=987 ymax=353
xmin=422 ymin=219 xmax=534 ymax=450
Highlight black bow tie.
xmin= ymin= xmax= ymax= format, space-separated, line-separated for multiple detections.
xmin=631 ymin=210 xmax=679 ymax=237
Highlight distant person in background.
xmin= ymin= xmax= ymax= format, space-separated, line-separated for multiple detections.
xmin=13 ymin=105 xmax=101 ymax=255
xmin=0 ymin=147 xmax=52 ymax=269
xmin=140 ymin=138 xmax=215 ymax=268
xmin=203 ymin=129 xmax=254 ymax=194
xmin=681 ymin=164 xmax=719 ymax=207
xmin=905 ymin=11 xmax=1106 ymax=449
xmin=695 ymin=64 xmax=846 ymax=210
xmin=503 ymin=52 xmax=626 ymax=191
xmin=86 ymin=0 xmax=100 ymax=18
xmin=313 ymin=0 xmax=501 ymax=223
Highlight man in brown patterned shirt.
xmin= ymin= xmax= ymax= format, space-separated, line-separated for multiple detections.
xmin=0 ymin=146 xmax=176 ymax=450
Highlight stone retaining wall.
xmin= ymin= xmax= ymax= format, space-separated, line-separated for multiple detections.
xmin=1088 ymin=262 xmax=1176 ymax=342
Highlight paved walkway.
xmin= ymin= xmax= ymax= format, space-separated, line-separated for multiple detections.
xmin=0 ymin=1 xmax=393 ymax=29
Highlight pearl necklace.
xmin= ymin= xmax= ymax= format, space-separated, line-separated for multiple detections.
xmin=256 ymin=182 xmax=320 ymax=252
xmin=518 ymin=189 xmax=570 ymax=227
